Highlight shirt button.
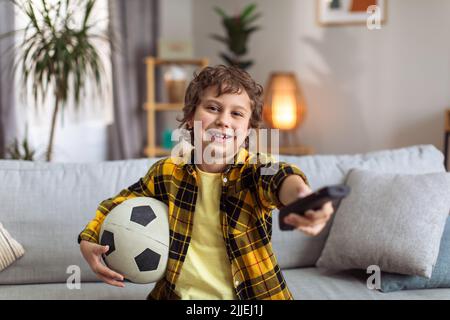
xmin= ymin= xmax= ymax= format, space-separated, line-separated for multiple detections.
xmin=223 ymin=177 xmax=228 ymax=183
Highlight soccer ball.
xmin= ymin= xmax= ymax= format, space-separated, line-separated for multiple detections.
xmin=99 ymin=197 xmax=169 ymax=284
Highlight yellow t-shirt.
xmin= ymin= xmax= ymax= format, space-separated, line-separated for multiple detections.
xmin=174 ymin=165 xmax=237 ymax=300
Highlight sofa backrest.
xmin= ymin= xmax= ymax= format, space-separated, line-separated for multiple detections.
xmin=0 ymin=144 xmax=445 ymax=285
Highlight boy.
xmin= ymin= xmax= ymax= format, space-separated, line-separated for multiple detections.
xmin=78 ymin=65 xmax=334 ymax=300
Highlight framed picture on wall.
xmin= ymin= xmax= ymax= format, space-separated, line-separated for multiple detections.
xmin=317 ymin=0 xmax=387 ymax=26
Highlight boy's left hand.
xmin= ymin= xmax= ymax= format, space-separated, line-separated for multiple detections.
xmin=283 ymin=191 xmax=335 ymax=236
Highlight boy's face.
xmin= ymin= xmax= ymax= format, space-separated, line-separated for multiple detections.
xmin=187 ymin=85 xmax=252 ymax=164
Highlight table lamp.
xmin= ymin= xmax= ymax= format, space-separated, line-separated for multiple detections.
xmin=262 ymin=72 xmax=309 ymax=155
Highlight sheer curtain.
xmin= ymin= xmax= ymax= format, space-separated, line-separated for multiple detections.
xmin=0 ymin=1 xmax=16 ymax=158
xmin=107 ymin=0 xmax=159 ymax=160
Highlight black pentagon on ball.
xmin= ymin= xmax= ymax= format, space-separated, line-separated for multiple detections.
xmin=130 ymin=205 xmax=157 ymax=227
xmin=100 ymin=230 xmax=115 ymax=256
xmin=134 ymin=248 xmax=161 ymax=272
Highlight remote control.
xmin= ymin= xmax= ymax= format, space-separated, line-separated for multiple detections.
xmin=279 ymin=184 xmax=351 ymax=231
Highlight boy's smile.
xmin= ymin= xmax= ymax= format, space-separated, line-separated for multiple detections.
xmin=187 ymin=86 xmax=252 ymax=172
xmin=204 ymin=128 xmax=234 ymax=144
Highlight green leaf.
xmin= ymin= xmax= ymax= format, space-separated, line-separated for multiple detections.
xmin=240 ymin=3 xmax=256 ymax=21
xmin=0 ymin=29 xmax=20 ymax=41
xmin=213 ymin=6 xmax=228 ymax=19
xmin=210 ymin=34 xmax=229 ymax=45
xmin=82 ymin=0 xmax=96 ymax=28
xmin=25 ymin=2 xmax=43 ymax=37
xmin=237 ymin=60 xmax=253 ymax=70
xmin=219 ymin=52 xmax=235 ymax=66
xmin=41 ymin=0 xmax=56 ymax=33
xmin=243 ymin=13 xmax=261 ymax=26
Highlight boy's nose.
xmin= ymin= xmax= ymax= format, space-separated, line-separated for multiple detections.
xmin=215 ymin=115 xmax=231 ymax=128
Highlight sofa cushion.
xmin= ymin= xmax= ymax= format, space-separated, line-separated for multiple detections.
xmin=272 ymin=144 xmax=446 ymax=269
xmin=380 ymin=216 xmax=450 ymax=292
xmin=0 ymin=223 xmax=25 ymax=271
xmin=316 ymin=169 xmax=450 ymax=277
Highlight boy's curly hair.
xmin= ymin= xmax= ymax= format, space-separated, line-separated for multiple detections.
xmin=177 ymin=65 xmax=264 ymax=130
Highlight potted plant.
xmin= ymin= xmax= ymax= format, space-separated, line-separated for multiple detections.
xmin=1 ymin=0 xmax=109 ymax=161
xmin=4 ymin=125 xmax=37 ymax=160
xmin=210 ymin=3 xmax=261 ymax=70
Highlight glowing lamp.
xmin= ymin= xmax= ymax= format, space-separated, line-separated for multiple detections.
xmin=263 ymin=72 xmax=306 ymax=130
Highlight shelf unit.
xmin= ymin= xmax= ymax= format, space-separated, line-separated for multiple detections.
xmin=143 ymin=57 xmax=208 ymax=157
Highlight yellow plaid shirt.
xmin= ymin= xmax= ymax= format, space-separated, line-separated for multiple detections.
xmin=78 ymin=148 xmax=309 ymax=300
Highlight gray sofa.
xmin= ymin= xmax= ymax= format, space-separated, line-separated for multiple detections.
xmin=0 ymin=144 xmax=449 ymax=300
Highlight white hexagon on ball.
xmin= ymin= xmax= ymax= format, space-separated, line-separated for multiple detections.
xmin=99 ymin=197 xmax=169 ymax=284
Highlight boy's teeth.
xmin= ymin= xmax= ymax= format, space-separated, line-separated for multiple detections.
xmin=214 ymin=133 xmax=229 ymax=139
xmin=209 ymin=131 xmax=234 ymax=140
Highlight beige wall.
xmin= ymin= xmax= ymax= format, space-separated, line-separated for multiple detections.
xmin=192 ymin=0 xmax=450 ymax=156
xmin=14 ymin=0 xmax=450 ymax=161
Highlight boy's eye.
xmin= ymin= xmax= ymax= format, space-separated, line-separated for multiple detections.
xmin=232 ymin=112 xmax=244 ymax=117
xmin=207 ymin=105 xmax=219 ymax=111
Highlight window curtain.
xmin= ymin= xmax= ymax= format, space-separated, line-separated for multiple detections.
xmin=0 ymin=1 xmax=16 ymax=158
xmin=107 ymin=0 xmax=159 ymax=160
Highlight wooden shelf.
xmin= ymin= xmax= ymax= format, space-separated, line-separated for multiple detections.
xmin=144 ymin=102 xmax=184 ymax=111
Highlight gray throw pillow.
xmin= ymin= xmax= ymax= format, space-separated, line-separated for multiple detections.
xmin=380 ymin=216 xmax=450 ymax=292
xmin=316 ymin=169 xmax=450 ymax=278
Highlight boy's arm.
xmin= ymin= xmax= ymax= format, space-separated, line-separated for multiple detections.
xmin=255 ymin=157 xmax=310 ymax=211
xmin=78 ymin=160 xmax=165 ymax=244
xmin=278 ymin=174 xmax=312 ymax=206
xmin=254 ymin=157 xmax=334 ymax=236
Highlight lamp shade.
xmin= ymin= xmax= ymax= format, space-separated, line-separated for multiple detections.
xmin=263 ymin=72 xmax=307 ymax=130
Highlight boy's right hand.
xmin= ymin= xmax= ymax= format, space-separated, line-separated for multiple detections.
xmin=80 ymin=240 xmax=125 ymax=287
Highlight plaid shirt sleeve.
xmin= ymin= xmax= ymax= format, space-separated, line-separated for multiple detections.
xmin=77 ymin=159 xmax=166 ymax=244
xmin=254 ymin=156 xmax=310 ymax=211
